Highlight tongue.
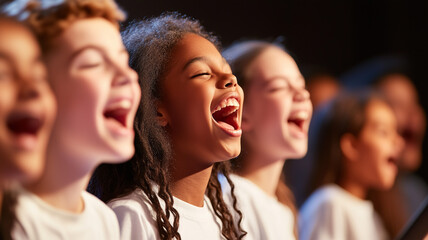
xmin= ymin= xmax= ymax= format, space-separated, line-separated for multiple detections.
xmin=104 ymin=108 xmax=127 ymax=127
xmin=217 ymin=120 xmax=235 ymax=131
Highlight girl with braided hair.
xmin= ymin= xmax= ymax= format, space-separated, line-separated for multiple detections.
xmin=89 ymin=12 xmax=246 ymax=240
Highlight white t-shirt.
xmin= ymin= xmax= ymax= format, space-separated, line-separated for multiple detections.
xmin=223 ymin=174 xmax=296 ymax=240
xmin=299 ymin=184 xmax=388 ymax=240
xmin=12 ymin=188 xmax=120 ymax=240
xmin=108 ymin=188 xmax=223 ymax=240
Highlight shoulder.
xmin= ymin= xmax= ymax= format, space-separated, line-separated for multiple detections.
xmin=299 ymin=185 xmax=353 ymax=240
xmin=108 ymin=189 xmax=159 ymax=240
xmin=82 ymin=191 xmax=118 ymax=220
xmin=227 ymin=174 xmax=263 ymax=199
xmin=299 ymin=185 xmax=352 ymax=223
xmin=81 ymin=191 xmax=120 ymax=239
xmin=302 ymin=184 xmax=347 ymax=208
xmin=108 ymin=189 xmax=154 ymax=218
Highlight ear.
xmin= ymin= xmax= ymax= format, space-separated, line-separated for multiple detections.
xmin=340 ymin=133 xmax=359 ymax=162
xmin=156 ymin=101 xmax=169 ymax=127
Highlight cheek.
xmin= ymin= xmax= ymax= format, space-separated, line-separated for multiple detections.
xmin=254 ymin=96 xmax=287 ymax=127
xmin=359 ymin=139 xmax=386 ymax=165
xmin=0 ymin=86 xmax=15 ymax=113
xmin=168 ymin=87 xmax=211 ymax=130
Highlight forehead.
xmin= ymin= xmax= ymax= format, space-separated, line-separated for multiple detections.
xmin=365 ymin=99 xmax=396 ymax=125
xmin=248 ymin=46 xmax=300 ymax=82
xmin=0 ymin=21 xmax=38 ymax=60
xmin=170 ymin=33 xmax=222 ymax=64
xmin=52 ymin=18 xmax=121 ymax=52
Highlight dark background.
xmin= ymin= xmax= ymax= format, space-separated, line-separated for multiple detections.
xmin=117 ymin=0 xmax=428 ymax=182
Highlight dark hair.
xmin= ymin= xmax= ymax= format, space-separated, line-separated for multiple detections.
xmin=308 ymin=90 xmax=385 ymax=193
xmin=0 ymin=191 xmax=17 ymax=240
xmin=88 ymin=13 xmax=245 ymax=240
xmin=222 ymin=40 xmax=298 ymax=237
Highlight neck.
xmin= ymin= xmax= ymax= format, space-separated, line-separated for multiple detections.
xmin=26 ymin=136 xmax=97 ymax=213
xmin=170 ymin=155 xmax=213 ymax=207
xmin=338 ymin=178 xmax=367 ymax=199
xmin=237 ymin=151 xmax=286 ymax=197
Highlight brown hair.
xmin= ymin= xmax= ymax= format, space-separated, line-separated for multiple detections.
xmin=11 ymin=0 xmax=125 ymax=53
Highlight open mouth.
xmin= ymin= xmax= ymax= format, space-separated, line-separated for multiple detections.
xmin=7 ymin=112 xmax=42 ymax=136
xmin=103 ymin=99 xmax=132 ymax=128
xmin=287 ymin=111 xmax=309 ymax=130
xmin=212 ymin=97 xmax=240 ymax=132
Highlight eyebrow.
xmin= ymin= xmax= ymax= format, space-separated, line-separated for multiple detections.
xmin=182 ymin=56 xmax=208 ymax=71
xmin=261 ymin=75 xmax=305 ymax=88
xmin=182 ymin=56 xmax=229 ymax=71
xmin=0 ymin=52 xmax=42 ymax=68
xmin=67 ymin=45 xmax=128 ymax=65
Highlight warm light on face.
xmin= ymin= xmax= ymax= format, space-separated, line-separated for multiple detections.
xmin=44 ymin=18 xmax=141 ymax=165
xmin=0 ymin=20 xmax=56 ymax=184
xmin=158 ymin=33 xmax=244 ymax=166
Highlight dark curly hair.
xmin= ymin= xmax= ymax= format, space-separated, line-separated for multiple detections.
xmin=88 ymin=13 xmax=246 ymax=240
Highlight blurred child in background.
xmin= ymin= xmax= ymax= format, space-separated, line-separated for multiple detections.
xmin=222 ymin=40 xmax=312 ymax=239
xmin=0 ymin=14 xmax=56 ymax=239
xmin=299 ymin=91 xmax=404 ymax=240
xmin=6 ymin=0 xmax=141 ymax=239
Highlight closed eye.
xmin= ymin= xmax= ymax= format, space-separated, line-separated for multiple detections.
xmin=190 ymin=72 xmax=211 ymax=79
xmin=79 ymin=62 xmax=102 ymax=69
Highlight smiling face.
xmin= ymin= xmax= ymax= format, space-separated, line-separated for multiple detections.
xmin=242 ymin=46 xmax=312 ymax=161
xmin=0 ymin=20 xmax=56 ymax=184
xmin=45 ymin=18 xmax=140 ymax=164
xmin=158 ymin=33 xmax=243 ymax=165
xmin=352 ymin=99 xmax=404 ymax=190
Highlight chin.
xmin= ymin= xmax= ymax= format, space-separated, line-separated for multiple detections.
xmin=15 ymin=155 xmax=45 ymax=184
xmin=221 ymin=140 xmax=241 ymax=159
xmin=378 ymin=176 xmax=397 ymax=190
xmin=109 ymin=148 xmax=135 ymax=163
xmin=287 ymin=147 xmax=308 ymax=159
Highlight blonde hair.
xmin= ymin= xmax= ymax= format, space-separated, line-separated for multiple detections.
xmin=18 ymin=0 xmax=125 ymax=52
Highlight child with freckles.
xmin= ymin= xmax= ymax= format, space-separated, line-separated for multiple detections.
xmin=221 ymin=40 xmax=313 ymax=240
xmin=4 ymin=0 xmax=141 ymax=239
xmin=0 ymin=14 xmax=56 ymax=239
xmin=89 ymin=13 xmax=247 ymax=240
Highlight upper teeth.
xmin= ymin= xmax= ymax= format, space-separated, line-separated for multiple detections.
xmin=107 ymin=99 xmax=132 ymax=110
xmin=292 ymin=111 xmax=308 ymax=120
xmin=212 ymin=98 xmax=239 ymax=113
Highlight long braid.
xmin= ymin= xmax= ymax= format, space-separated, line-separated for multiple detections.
xmin=90 ymin=13 xmax=246 ymax=239
xmin=221 ymin=164 xmax=247 ymax=240
xmin=207 ymin=163 xmax=247 ymax=240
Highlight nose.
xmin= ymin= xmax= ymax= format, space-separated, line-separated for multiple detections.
xmin=112 ymin=65 xmax=138 ymax=87
xmin=218 ymin=73 xmax=238 ymax=89
xmin=18 ymin=74 xmax=40 ymax=101
xmin=293 ymin=88 xmax=310 ymax=102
